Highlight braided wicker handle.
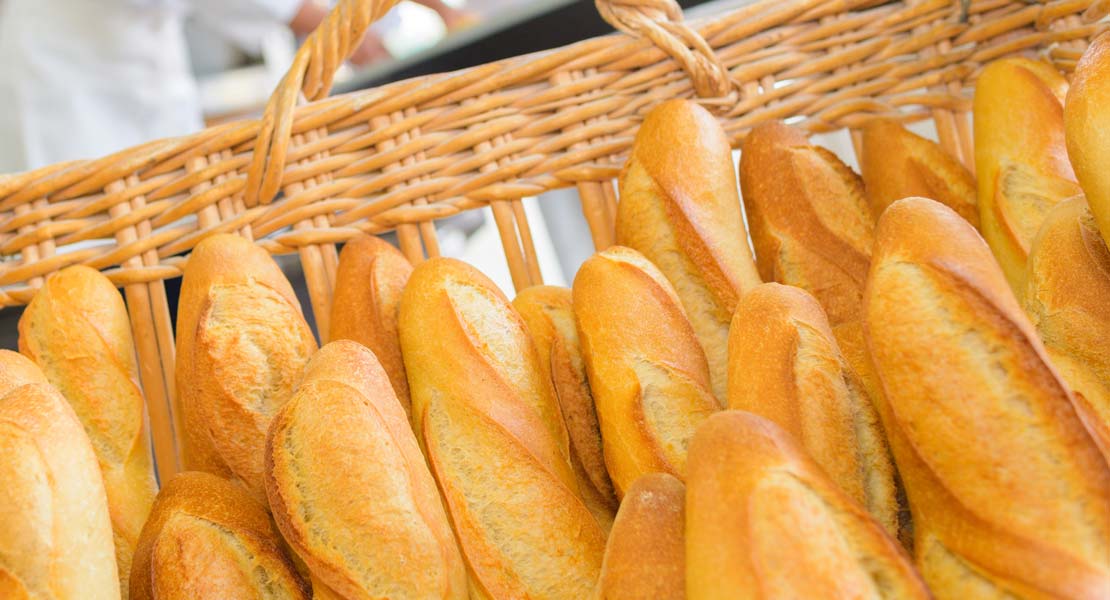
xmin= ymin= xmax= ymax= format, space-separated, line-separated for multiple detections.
xmin=245 ymin=0 xmax=732 ymax=207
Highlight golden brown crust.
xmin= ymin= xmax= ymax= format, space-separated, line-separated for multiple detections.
xmin=175 ymin=234 xmax=317 ymax=496
xmin=727 ymin=282 xmax=898 ymax=536
xmin=18 ymin=265 xmax=157 ymax=597
xmin=686 ymin=411 xmax=928 ymax=600
xmin=0 ymin=350 xmax=47 ymax=395
xmin=1067 ymin=32 xmax=1110 ymax=250
xmin=399 ymin=258 xmax=605 ymax=599
xmin=329 ymin=235 xmax=413 ymax=417
xmin=573 ymin=247 xmax=720 ymax=497
xmin=130 ymin=471 xmax=308 ymax=600
xmin=617 ymin=99 xmax=761 ymax=402
xmin=264 ymin=341 xmax=468 ymax=599
xmin=595 ymin=473 xmax=685 ymax=600
xmin=864 ymin=197 xmax=1110 ymax=598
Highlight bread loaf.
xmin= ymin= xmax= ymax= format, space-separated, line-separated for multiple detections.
xmin=130 ymin=471 xmax=308 ymax=600
xmin=175 ymin=233 xmax=317 ymax=496
xmin=265 ymin=340 xmax=468 ymax=599
xmin=860 ymin=118 xmax=979 ymax=227
xmin=686 ymin=411 xmax=928 ymax=600
xmin=1025 ymin=196 xmax=1110 ymax=457
xmin=19 ymin=265 xmax=157 ymax=597
xmin=513 ymin=285 xmax=617 ymax=528
xmin=1066 ymin=32 xmax=1110 ymax=250
xmin=727 ymin=282 xmax=898 ymax=536
xmin=976 ymin=57 xmax=1080 ymax=292
xmin=594 ymin=473 xmax=685 ymax=600
xmin=616 ymin=99 xmax=761 ymax=402
xmin=329 ymin=235 xmax=413 ymax=417
xmin=399 ymin=257 xmax=605 ymax=599
xmin=0 ymin=359 xmax=120 ymax=599
xmin=864 ymin=197 xmax=1110 ymax=598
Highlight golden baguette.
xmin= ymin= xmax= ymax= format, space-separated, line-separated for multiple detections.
xmin=0 ymin=362 xmax=120 ymax=599
xmin=686 ymin=411 xmax=928 ymax=600
xmin=594 ymin=473 xmax=685 ymax=600
xmin=513 ymin=285 xmax=618 ymax=529
xmin=1066 ymin=32 xmax=1110 ymax=250
xmin=860 ymin=118 xmax=979 ymax=227
xmin=399 ymin=257 xmax=605 ymax=599
xmin=727 ymin=282 xmax=898 ymax=536
xmin=864 ymin=197 xmax=1110 ymax=598
xmin=1025 ymin=196 xmax=1110 ymax=457
xmin=175 ymin=233 xmax=318 ymax=496
xmin=130 ymin=471 xmax=308 ymax=600
xmin=976 ymin=57 xmax=1080 ymax=293
xmin=617 ymin=99 xmax=761 ymax=402
xmin=265 ymin=340 xmax=468 ymax=599
xmin=573 ymin=246 xmax=720 ymax=496
xmin=18 ymin=265 xmax=157 ymax=598
xmin=329 ymin=235 xmax=413 ymax=417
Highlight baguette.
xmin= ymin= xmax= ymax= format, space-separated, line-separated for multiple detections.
xmin=0 ymin=371 xmax=120 ymax=599
xmin=594 ymin=473 xmax=685 ymax=600
xmin=513 ymin=285 xmax=618 ymax=528
xmin=130 ymin=471 xmax=308 ymax=600
xmin=329 ymin=235 xmax=413 ymax=417
xmin=1025 ymin=196 xmax=1110 ymax=457
xmin=976 ymin=57 xmax=1080 ymax=292
xmin=1066 ymin=32 xmax=1110 ymax=250
xmin=616 ymin=99 xmax=761 ymax=403
xmin=727 ymin=282 xmax=898 ymax=536
xmin=864 ymin=197 xmax=1110 ymax=598
xmin=18 ymin=265 xmax=157 ymax=598
xmin=0 ymin=348 xmax=47 ymax=392
xmin=175 ymin=233 xmax=318 ymax=496
xmin=265 ymin=340 xmax=468 ymax=599
xmin=399 ymin=257 xmax=605 ymax=599
xmin=573 ymin=246 xmax=720 ymax=496
xmin=860 ymin=118 xmax=979 ymax=227
xmin=686 ymin=411 xmax=928 ymax=600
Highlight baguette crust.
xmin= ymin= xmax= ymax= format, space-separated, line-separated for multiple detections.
xmin=617 ymin=99 xmax=761 ymax=402
xmin=573 ymin=247 xmax=720 ymax=497
xmin=864 ymin=197 xmax=1110 ymax=598
xmin=399 ymin=258 xmax=605 ymax=599
xmin=594 ymin=473 xmax=685 ymax=600
xmin=727 ymin=283 xmax=898 ymax=536
xmin=0 ymin=377 xmax=119 ymax=600
xmin=130 ymin=471 xmax=308 ymax=600
xmin=175 ymin=234 xmax=317 ymax=496
xmin=976 ymin=57 xmax=1080 ymax=292
xmin=1066 ymin=32 xmax=1110 ymax=250
xmin=513 ymin=286 xmax=617 ymax=529
xmin=18 ymin=265 xmax=157 ymax=597
xmin=265 ymin=341 xmax=468 ymax=599
xmin=329 ymin=235 xmax=413 ymax=417
xmin=686 ymin=411 xmax=928 ymax=600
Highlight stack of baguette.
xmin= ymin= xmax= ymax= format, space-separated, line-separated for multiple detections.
xmin=3 ymin=40 xmax=1110 ymax=600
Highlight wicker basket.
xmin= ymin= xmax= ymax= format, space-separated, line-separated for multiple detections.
xmin=0 ymin=0 xmax=1104 ymax=479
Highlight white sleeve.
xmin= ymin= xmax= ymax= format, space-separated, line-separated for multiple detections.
xmin=188 ymin=0 xmax=304 ymax=53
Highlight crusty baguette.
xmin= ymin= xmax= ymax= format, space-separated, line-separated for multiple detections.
xmin=513 ymin=285 xmax=617 ymax=529
xmin=0 ymin=374 xmax=120 ymax=599
xmin=976 ymin=57 xmax=1080 ymax=293
xmin=18 ymin=265 xmax=157 ymax=598
xmin=399 ymin=257 xmax=605 ymax=599
xmin=175 ymin=233 xmax=318 ymax=496
xmin=1066 ymin=32 xmax=1110 ymax=250
xmin=0 ymin=348 xmax=47 ymax=393
xmin=864 ymin=197 xmax=1110 ymax=598
xmin=594 ymin=473 xmax=685 ymax=600
xmin=130 ymin=471 xmax=308 ymax=600
xmin=727 ymin=282 xmax=898 ymax=536
xmin=329 ymin=235 xmax=413 ymax=417
xmin=860 ymin=118 xmax=979 ymax=227
xmin=1025 ymin=196 xmax=1110 ymax=458
xmin=686 ymin=411 xmax=928 ymax=600
xmin=265 ymin=340 xmax=467 ymax=599
xmin=573 ymin=246 xmax=720 ymax=496
xmin=616 ymin=99 xmax=761 ymax=403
